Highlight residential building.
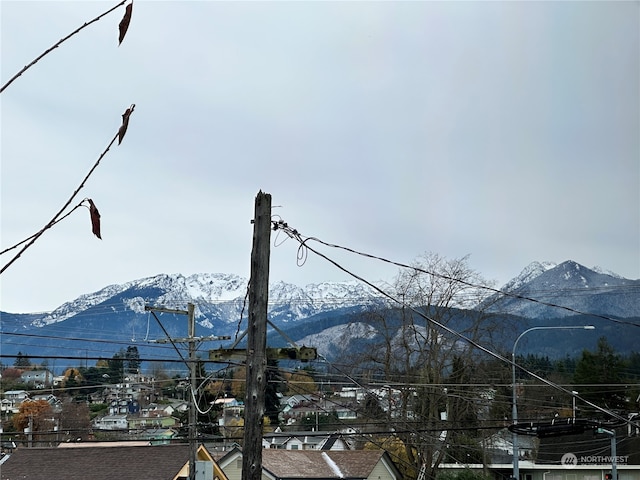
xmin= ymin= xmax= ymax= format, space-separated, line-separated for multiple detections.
xmin=218 ymin=447 xmax=401 ymax=480
xmin=92 ymin=414 xmax=128 ymax=430
xmin=215 ymin=397 xmax=244 ymax=422
xmin=441 ymin=425 xmax=640 ymax=480
xmin=280 ymin=394 xmax=358 ymax=426
xmin=0 ymin=443 xmax=229 ymax=480
xmin=262 ymin=429 xmax=352 ymax=451
xmin=1 ymin=390 xmax=28 ymax=413
xmin=31 ymin=393 xmax=61 ymax=408
xmin=20 ymin=370 xmax=53 ymax=388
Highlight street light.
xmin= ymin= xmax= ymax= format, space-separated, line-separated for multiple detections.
xmin=511 ymin=325 xmax=595 ymax=480
xmin=571 ymin=390 xmax=579 ymax=418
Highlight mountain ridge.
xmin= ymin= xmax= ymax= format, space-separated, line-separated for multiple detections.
xmin=487 ymin=260 xmax=639 ymax=318
xmin=1 ymin=260 xmax=638 ymax=369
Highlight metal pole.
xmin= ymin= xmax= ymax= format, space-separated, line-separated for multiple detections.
xmin=512 ymin=325 xmax=595 ymax=480
xmin=597 ymin=428 xmax=617 ymax=480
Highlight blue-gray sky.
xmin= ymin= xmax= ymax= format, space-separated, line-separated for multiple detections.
xmin=1 ymin=1 xmax=638 ymax=313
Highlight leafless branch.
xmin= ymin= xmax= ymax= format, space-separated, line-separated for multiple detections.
xmin=0 ymin=105 xmax=135 ymax=274
xmin=0 ymin=1 xmax=127 ymax=94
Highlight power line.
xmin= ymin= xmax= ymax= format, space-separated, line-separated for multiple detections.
xmin=272 ymin=221 xmax=640 ymax=430
xmin=273 ymin=220 xmax=639 ymax=328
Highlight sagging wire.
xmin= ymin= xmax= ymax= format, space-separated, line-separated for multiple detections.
xmin=272 ymin=220 xmax=639 ymax=430
xmin=273 ymin=219 xmax=638 ymax=328
xmin=234 ymin=279 xmax=251 ymax=344
xmin=148 ymin=310 xmax=187 ymax=365
xmin=272 ymin=217 xmax=309 ymax=267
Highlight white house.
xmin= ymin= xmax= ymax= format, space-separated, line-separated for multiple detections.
xmin=93 ymin=414 xmax=129 ymax=430
xmin=262 ymin=429 xmax=351 ymax=451
xmin=20 ymin=369 xmax=53 ymax=387
xmin=2 ymin=390 xmax=29 ymax=413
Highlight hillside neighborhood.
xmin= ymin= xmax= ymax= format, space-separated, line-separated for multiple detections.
xmin=1 ymin=351 xmax=639 ymax=479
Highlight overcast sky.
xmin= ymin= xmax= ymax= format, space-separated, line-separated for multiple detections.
xmin=1 ymin=1 xmax=638 ymax=313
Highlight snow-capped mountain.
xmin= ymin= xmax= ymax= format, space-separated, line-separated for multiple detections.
xmin=1 ymin=261 xmax=637 ymax=368
xmin=499 ymin=261 xmax=558 ymax=292
xmin=26 ymin=272 xmax=386 ymax=331
xmin=487 ymin=260 xmax=640 ymax=318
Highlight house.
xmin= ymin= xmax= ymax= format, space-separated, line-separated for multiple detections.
xmin=218 ymin=447 xmax=402 ymax=480
xmin=262 ymin=429 xmax=352 ymax=451
xmin=216 ymin=397 xmax=245 ymax=432
xmin=92 ymin=414 xmax=129 ymax=430
xmin=142 ymin=402 xmax=178 ymax=417
xmin=31 ymin=393 xmax=61 ymax=408
xmin=440 ymin=425 xmax=640 ymax=480
xmin=128 ymin=415 xmax=179 ymax=431
xmin=2 ymin=390 xmax=29 ymax=412
xmin=280 ymin=394 xmax=358 ymax=426
xmin=0 ymin=398 xmax=16 ymax=415
xmin=440 ymin=462 xmax=640 ymax=480
xmin=0 ymin=443 xmax=229 ymax=480
xmin=20 ymin=369 xmax=53 ymax=387
xmin=108 ymin=398 xmax=141 ymax=415
xmin=140 ymin=427 xmax=179 ymax=445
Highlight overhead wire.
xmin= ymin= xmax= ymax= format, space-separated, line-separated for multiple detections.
xmin=272 ymin=220 xmax=639 ymax=328
xmin=272 ymin=220 xmax=640 ymax=430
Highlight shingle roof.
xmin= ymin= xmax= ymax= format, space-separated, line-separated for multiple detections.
xmin=261 ymin=449 xmax=386 ymax=479
xmin=0 ymin=444 xmax=193 ymax=480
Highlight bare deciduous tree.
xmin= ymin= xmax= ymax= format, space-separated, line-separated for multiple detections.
xmin=353 ymin=253 xmax=500 ymax=480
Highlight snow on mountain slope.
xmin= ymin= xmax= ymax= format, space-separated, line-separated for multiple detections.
xmin=32 ymin=273 xmax=384 ymax=329
xmin=488 ymin=260 xmax=639 ymax=318
xmin=18 ymin=260 xmax=638 ymax=332
xmin=297 ymin=322 xmax=378 ymax=359
xmin=500 ymin=261 xmax=557 ymax=292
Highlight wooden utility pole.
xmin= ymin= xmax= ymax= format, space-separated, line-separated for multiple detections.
xmin=144 ymin=303 xmax=229 ymax=480
xmin=187 ymin=303 xmax=197 ymax=480
xmin=242 ymin=191 xmax=271 ymax=480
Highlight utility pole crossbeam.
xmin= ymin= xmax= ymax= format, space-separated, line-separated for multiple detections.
xmin=243 ymin=191 xmax=271 ymax=480
xmin=209 ymin=346 xmax=317 ymax=363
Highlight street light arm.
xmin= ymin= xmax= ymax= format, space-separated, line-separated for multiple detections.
xmin=511 ymin=324 xmax=595 ymax=480
xmin=512 ymin=325 xmax=595 ymax=358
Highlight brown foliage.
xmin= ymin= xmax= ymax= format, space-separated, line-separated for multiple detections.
xmin=283 ymin=371 xmax=317 ymax=395
xmin=59 ymin=400 xmax=91 ymax=442
xmin=1 ymin=368 xmax=23 ymax=380
xmin=87 ymin=198 xmax=101 ymax=239
xmin=13 ymin=400 xmax=53 ymax=432
xmin=118 ymin=2 xmax=133 ymax=45
xmin=118 ymin=104 xmax=134 ymax=144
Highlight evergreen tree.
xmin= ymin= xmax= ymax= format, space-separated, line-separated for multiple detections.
xmin=14 ymin=351 xmax=31 ymax=367
xmin=107 ymin=351 xmax=125 ymax=383
xmin=574 ymin=337 xmax=627 ymax=414
xmin=125 ymin=346 xmax=141 ymax=374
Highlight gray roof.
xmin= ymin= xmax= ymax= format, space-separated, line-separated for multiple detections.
xmin=0 ymin=444 xmax=194 ymax=480
xmin=262 ymin=449 xmax=396 ymax=479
